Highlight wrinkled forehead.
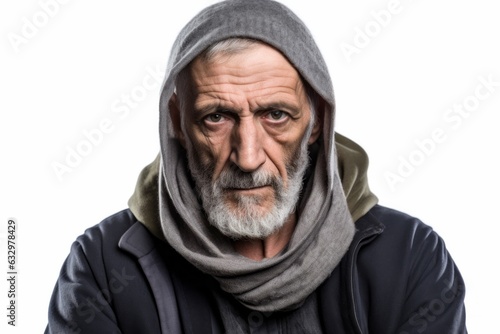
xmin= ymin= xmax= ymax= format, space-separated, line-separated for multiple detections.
xmin=175 ymin=40 xmax=309 ymax=119
xmin=187 ymin=39 xmax=290 ymax=72
xmin=180 ymin=39 xmax=310 ymax=101
xmin=192 ymin=40 xmax=297 ymax=77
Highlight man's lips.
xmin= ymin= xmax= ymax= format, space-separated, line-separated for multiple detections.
xmin=225 ymin=185 xmax=272 ymax=193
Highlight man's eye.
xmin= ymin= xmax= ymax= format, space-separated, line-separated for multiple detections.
xmin=267 ymin=110 xmax=287 ymax=120
xmin=206 ymin=113 xmax=224 ymax=123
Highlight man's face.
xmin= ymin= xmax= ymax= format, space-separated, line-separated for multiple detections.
xmin=172 ymin=43 xmax=320 ymax=239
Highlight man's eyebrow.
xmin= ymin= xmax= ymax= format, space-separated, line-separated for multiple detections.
xmin=193 ymin=101 xmax=302 ymax=116
xmin=193 ymin=103 xmax=242 ymax=115
xmin=254 ymin=101 xmax=302 ymax=115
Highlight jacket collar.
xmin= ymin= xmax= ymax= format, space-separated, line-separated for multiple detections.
xmin=352 ymin=205 xmax=385 ymax=238
xmin=118 ymin=220 xmax=157 ymax=258
xmin=119 ymin=221 xmax=223 ymax=333
xmin=118 ymin=207 xmax=386 ymax=334
xmin=319 ymin=205 xmax=385 ymax=334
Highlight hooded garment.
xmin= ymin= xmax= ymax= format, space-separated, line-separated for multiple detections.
xmin=129 ymin=0 xmax=378 ymax=313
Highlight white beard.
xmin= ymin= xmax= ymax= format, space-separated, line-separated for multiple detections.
xmin=186 ymin=125 xmax=313 ymax=240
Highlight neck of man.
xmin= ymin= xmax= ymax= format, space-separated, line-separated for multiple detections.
xmin=232 ymin=213 xmax=297 ymax=260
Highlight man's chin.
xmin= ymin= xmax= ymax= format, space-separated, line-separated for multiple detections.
xmin=223 ymin=199 xmax=275 ymax=217
xmin=211 ymin=220 xmax=282 ymax=240
xmin=207 ymin=204 xmax=286 ymax=240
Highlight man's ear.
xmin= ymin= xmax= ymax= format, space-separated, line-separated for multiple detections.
xmin=169 ymin=93 xmax=186 ymax=148
xmin=308 ymin=97 xmax=324 ymax=145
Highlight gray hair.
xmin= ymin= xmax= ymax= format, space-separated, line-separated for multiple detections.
xmin=201 ymin=38 xmax=262 ymax=62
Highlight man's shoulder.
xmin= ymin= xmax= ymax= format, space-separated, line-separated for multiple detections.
xmin=75 ymin=209 xmax=136 ymax=244
xmin=362 ymin=204 xmax=436 ymax=240
xmin=355 ymin=204 xmax=449 ymax=272
xmin=70 ymin=209 xmax=149 ymax=261
xmin=354 ymin=204 xmax=446 ymax=266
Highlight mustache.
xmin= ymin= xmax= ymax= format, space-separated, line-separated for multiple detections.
xmin=216 ymin=165 xmax=282 ymax=190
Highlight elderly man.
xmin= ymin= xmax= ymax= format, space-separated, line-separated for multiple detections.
xmin=46 ymin=0 xmax=467 ymax=333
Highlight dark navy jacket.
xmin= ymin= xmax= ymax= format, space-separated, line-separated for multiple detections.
xmin=45 ymin=205 xmax=467 ymax=333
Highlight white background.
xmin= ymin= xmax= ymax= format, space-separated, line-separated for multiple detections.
xmin=1 ymin=0 xmax=499 ymax=332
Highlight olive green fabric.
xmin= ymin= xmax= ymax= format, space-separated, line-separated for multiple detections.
xmin=128 ymin=133 xmax=378 ymax=241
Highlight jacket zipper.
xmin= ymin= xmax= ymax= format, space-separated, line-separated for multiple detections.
xmin=348 ymin=229 xmax=382 ymax=334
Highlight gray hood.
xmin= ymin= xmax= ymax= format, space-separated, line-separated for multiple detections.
xmin=159 ymin=0 xmax=337 ymax=197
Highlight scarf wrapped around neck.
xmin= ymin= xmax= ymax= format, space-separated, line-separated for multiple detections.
xmin=158 ymin=138 xmax=355 ymax=312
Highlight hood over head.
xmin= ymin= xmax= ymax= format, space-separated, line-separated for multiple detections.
xmin=129 ymin=0 xmax=378 ymax=312
xmin=159 ymin=0 xmax=338 ymax=193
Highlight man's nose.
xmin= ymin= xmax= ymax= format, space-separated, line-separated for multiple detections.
xmin=230 ymin=118 xmax=266 ymax=172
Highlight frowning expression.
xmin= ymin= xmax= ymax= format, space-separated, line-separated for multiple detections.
xmin=170 ymin=42 xmax=320 ymax=229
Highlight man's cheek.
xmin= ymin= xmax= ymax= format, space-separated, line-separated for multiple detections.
xmin=282 ymin=144 xmax=301 ymax=174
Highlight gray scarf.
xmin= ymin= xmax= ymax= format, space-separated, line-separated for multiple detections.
xmin=159 ymin=139 xmax=354 ymax=312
